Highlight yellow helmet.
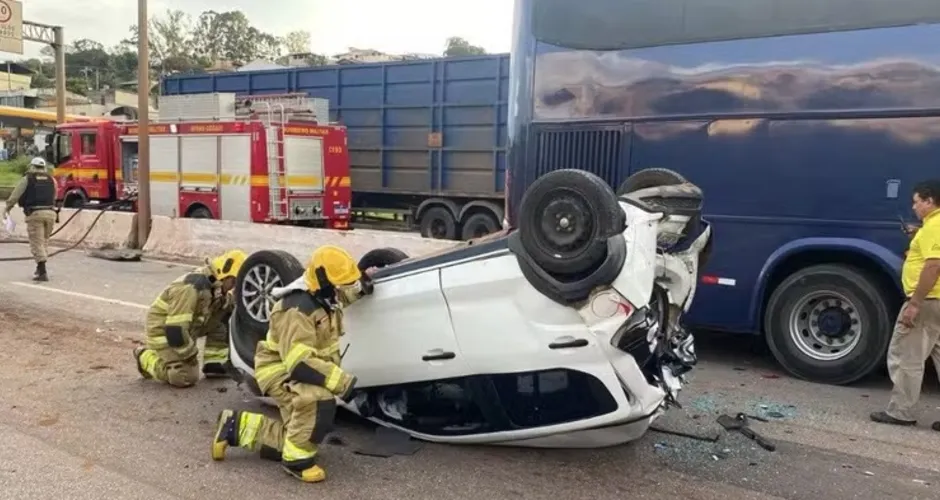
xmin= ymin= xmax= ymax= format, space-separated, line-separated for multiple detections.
xmin=304 ymin=245 xmax=361 ymax=292
xmin=209 ymin=249 xmax=247 ymax=281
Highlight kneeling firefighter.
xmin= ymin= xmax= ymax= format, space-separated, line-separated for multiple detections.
xmin=134 ymin=249 xmax=247 ymax=387
xmin=211 ymin=245 xmax=375 ymax=483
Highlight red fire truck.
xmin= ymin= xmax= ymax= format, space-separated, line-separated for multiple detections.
xmin=45 ymin=93 xmax=352 ymax=229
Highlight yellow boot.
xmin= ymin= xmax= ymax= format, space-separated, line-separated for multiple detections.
xmin=211 ymin=410 xmax=237 ymax=461
xmin=283 ymin=464 xmax=327 ymax=483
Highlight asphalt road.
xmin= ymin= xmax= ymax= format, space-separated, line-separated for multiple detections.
xmin=2 ymin=243 xmax=940 ymax=499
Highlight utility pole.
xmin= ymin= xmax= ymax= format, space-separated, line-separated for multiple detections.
xmin=136 ymin=0 xmax=151 ymax=248
xmin=53 ymin=26 xmax=65 ymax=125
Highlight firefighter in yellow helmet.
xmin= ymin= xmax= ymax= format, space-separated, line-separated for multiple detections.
xmin=211 ymin=245 xmax=375 ymax=483
xmin=134 ymin=249 xmax=248 ymax=387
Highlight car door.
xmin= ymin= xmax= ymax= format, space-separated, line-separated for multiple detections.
xmin=340 ymin=268 xmax=473 ymax=388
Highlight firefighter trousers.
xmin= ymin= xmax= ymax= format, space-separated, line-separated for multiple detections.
xmin=237 ymin=381 xmax=337 ymax=469
xmin=26 ymin=209 xmax=56 ymax=263
xmin=139 ymin=324 xmax=201 ymax=388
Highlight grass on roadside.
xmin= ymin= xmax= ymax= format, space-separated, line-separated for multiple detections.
xmin=0 ymin=156 xmax=29 ymax=189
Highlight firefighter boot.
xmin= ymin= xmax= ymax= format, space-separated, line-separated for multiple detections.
xmin=283 ymin=464 xmax=327 ymax=483
xmin=212 ymin=409 xmax=239 ymax=461
xmin=202 ymin=361 xmax=230 ymax=379
xmin=33 ymin=261 xmax=48 ymax=282
xmin=133 ymin=347 xmax=153 ymax=380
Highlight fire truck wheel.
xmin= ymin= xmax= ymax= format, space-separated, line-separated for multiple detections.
xmin=358 ymin=248 xmax=409 ymax=271
xmin=234 ymin=250 xmax=305 ymax=335
xmin=518 ymin=169 xmax=623 ymax=276
xmin=616 ymin=168 xmax=687 ymax=195
xmin=63 ymin=190 xmax=87 ymax=208
xmin=187 ymin=206 xmax=213 ymax=219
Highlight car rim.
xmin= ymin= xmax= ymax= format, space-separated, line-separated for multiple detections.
xmin=537 ymin=191 xmax=593 ymax=258
xmin=240 ymin=264 xmax=284 ymax=323
xmin=788 ymin=290 xmax=862 ymax=362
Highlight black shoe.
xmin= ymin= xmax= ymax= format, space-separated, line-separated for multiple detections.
xmin=202 ymin=362 xmax=230 ymax=379
xmin=33 ymin=262 xmax=48 ymax=282
xmin=932 ymin=422 xmax=940 ymax=432
xmin=869 ymin=411 xmax=916 ymax=426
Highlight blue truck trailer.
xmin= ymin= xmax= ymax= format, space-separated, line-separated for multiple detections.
xmin=161 ymin=55 xmax=510 ymax=241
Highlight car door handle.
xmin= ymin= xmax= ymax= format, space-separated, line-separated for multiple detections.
xmin=422 ymin=349 xmax=456 ymax=361
xmin=549 ymin=337 xmax=589 ymax=349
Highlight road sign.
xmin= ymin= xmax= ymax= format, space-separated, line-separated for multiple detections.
xmin=0 ymin=0 xmax=22 ymax=55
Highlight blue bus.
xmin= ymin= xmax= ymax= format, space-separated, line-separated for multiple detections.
xmin=505 ymin=0 xmax=940 ymax=385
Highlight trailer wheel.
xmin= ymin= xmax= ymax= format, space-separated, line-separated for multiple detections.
xmin=764 ymin=264 xmax=892 ymax=385
xmin=616 ymin=168 xmax=687 ymax=194
xmin=460 ymin=212 xmax=500 ymax=240
xmin=358 ymin=247 xmax=409 ymax=270
xmin=420 ymin=207 xmax=458 ymax=240
xmin=519 ymin=169 xmax=623 ymax=276
xmin=235 ymin=250 xmax=305 ymax=336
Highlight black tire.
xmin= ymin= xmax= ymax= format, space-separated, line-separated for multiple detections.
xmin=63 ymin=190 xmax=87 ymax=208
xmin=234 ymin=250 xmax=305 ymax=335
xmin=358 ymin=247 xmax=409 ymax=270
xmin=616 ymin=168 xmax=686 ymax=195
xmin=460 ymin=212 xmax=500 ymax=240
xmin=420 ymin=207 xmax=458 ymax=240
xmin=187 ymin=206 xmax=212 ymax=219
xmin=764 ymin=264 xmax=892 ymax=385
xmin=519 ymin=169 xmax=624 ymax=276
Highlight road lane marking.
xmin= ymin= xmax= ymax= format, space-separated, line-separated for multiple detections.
xmin=10 ymin=282 xmax=149 ymax=310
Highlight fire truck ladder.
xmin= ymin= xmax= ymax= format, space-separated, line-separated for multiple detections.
xmin=252 ymin=94 xmax=324 ymax=220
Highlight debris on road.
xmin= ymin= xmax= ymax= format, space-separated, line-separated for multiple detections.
xmin=650 ymin=424 xmax=721 ymax=442
xmin=87 ymin=247 xmax=143 ymax=262
xmin=717 ymin=413 xmax=776 ymax=452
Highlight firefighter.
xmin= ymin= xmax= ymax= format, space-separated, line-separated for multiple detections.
xmin=211 ymin=245 xmax=375 ymax=483
xmin=133 ymin=249 xmax=247 ymax=387
xmin=2 ymin=157 xmax=58 ymax=281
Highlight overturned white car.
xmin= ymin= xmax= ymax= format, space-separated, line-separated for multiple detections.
xmin=227 ymin=168 xmax=712 ymax=448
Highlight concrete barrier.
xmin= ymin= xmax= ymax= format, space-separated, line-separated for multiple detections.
xmin=143 ymin=215 xmax=463 ymax=263
xmin=1 ymin=208 xmax=138 ymax=249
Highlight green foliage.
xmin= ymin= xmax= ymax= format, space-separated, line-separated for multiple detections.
xmin=0 ymin=157 xmax=30 ymax=187
xmin=444 ymin=37 xmax=487 ymax=57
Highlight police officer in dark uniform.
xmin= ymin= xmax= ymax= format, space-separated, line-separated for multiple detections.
xmin=3 ymin=157 xmax=58 ymax=281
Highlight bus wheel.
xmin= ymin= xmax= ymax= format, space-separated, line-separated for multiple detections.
xmin=764 ymin=264 xmax=892 ymax=385
xmin=518 ymin=169 xmax=623 ymax=275
xmin=616 ymin=168 xmax=686 ymax=195
xmin=419 ymin=207 xmax=457 ymax=240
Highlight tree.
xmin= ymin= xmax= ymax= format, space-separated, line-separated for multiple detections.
xmin=191 ymin=10 xmax=279 ymax=66
xmin=124 ymin=9 xmax=200 ymax=74
xmin=282 ymin=30 xmax=312 ymax=54
xmin=444 ymin=37 xmax=486 ymax=57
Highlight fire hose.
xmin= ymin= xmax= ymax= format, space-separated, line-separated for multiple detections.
xmin=0 ymin=196 xmax=137 ymax=262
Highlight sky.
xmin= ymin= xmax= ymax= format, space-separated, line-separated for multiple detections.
xmin=15 ymin=0 xmax=514 ymax=59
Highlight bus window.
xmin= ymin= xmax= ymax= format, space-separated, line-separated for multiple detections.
xmin=531 ymin=0 xmax=940 ymax=51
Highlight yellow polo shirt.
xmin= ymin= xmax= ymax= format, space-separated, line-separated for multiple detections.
xmin=902 ymin=209 xmax=940 ymax=298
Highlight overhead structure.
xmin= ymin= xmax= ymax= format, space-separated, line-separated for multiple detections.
xmin=19 ymin=19 xmax=67 ymax=125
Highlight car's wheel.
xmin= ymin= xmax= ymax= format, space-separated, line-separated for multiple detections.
xmin=764 ymin=264 xmax=892 ymax=385
xmin=235 ymin=250 xmax=305 ymax=334
xmin=420 ymin=207 xmax=458 ymax=240
xmin=518 ymin=169 xmax=624 ymax=276
xmin=460 ymin=212 xmax=500 ymax=240
xmin=358 ymin=247 xmax=409 ymax=270
xmin=616 ymin=168 xmax=686 ymax=195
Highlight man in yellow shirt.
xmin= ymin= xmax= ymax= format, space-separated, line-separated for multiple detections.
xmin=871 ymin=180 xmax=940 ymax=427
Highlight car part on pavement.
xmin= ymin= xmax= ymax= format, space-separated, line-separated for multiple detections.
xmin=764 ymin=263 xmax=892 ymax=386
xmin=353 ymin=426 xmax=424 ymax=458
xmin=234 ymin=249 xmax=305 ymax=335
xmin=518 ymin=169 xmax=625 ymax=276
xmin=717 ymin=413 xmax=776 ymax=452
